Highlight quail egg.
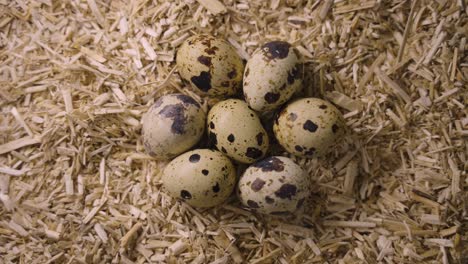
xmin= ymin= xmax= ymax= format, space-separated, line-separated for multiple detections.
xmin=176 ymin=35 xmax=244 ymax=97
xmin=162 ymin=149 xmax=237 ymax=208
xmin=142 ymin=94 xmax=205 ymax=160
xmin=207 ymin=99 xmax=269 ymax=164
xmin=273 ymin=98 xmax=345 ymax=158
xmin=243 ymin=41 xmax=302 ymax=112
xmin=238 ymin=156 xmax=310 ymax=215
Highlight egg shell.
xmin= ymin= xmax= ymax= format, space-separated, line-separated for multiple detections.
xmin=273 ymin=98 xmax=345 ymax=158
xmin=176 ymin=35 xmax=244 ymax=97
xmin=243 ymin=41 xmax=302 ymax=112
xmin=162 ymin=149 xmax=237 ymax=208
xmin=207 ymin=99 xmax=269 ymax=164
xmin=237 ymin=156 xmax=310 ymax=215
xmin=142 ymin=94 xmax=205 ymax=160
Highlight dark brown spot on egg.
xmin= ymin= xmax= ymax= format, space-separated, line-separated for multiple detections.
xmin=180 ymin=190 xmax=192 ymax=199
xmin=265 ymin=196 xmax=275 ymax=204
xmin=227 ymin=69 xmax=237 ymax=79
xmin=245 ymin=147 xmax=263 ymax=159
xmin=189 ymin=154 xmax=201 ymax=163
xmin=212 ymin=182 xmax=220 ymax=193
xmin=221 ymin=147 xmax=227 ymax=153
xmin=204 ymin=46 xmax=218 ymax=55
xmin=304 ymin=147 xmax=316 ymax=156
xmin=197 ymin=55 xmax=212 ymax=67
xmin=262 ymin=41 xmax=291 ymax=60
xmin=244 ymin=67 xmax=250 ymax=77
xmin=319 ymin=104 xmax=328 ymax=109
xmin=264 ymin=92 xmax=280 ymax=103
xmin=274 ymin=184 xmax=297 ymax=199
xmin=208 ymin=132 xmax=218 ymax=145
xmin=190 ymin=71 xmax=212 ymax=92
xmin=295 ymin=145 xmax=303 ymax=152
xmin=303 ymin=120 xmax=318 ymax=132
xmin=158 ymin=104 xmax=187 ymax=134
xmin=175 ymin=94 xmax=199 ymax=107
xmin=209 ymin=122 xmax=215 ymax=129
xmin=247 ymin=200 xmax=260 ymax=208
xmin=287 ymin=112 xmax=297 ymax=121
xmin=153 ymin=97 xmax=164 ymax=109
xmin=253 ymin=157 xmax=284 ymax=172
xmin=332 ymin=124 xmax=339 ymax=133
xmin=251 ymin=178 xmax=266 ymax=192
xmin=256 ymin=132 xmax=264 ymax=146
xmin=202 ymin=169 xmax=209 ymax=175
xmin=227 ymin=134 xmax=235 ymax=143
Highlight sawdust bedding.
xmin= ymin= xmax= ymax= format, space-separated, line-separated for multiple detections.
xmin=0 ymin=0 xmax=467 ymax=263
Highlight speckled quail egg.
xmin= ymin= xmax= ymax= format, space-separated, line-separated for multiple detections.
xmin=207 ymin=99 xmax=269 ymax=164
xmin=161 ymin=149 xmax=237 ymax=208
xmin=273 ymin=98 xmax=346 ymax=158
xmin=238 ymin=156 xmax=310 ymax=215
xmin=142 ymin=94 xmax=205 ymax=160
xmin=243 ymin=41 xmax=302 ymax=112
xmin=176 ymin=35 xmax=244 ymax=97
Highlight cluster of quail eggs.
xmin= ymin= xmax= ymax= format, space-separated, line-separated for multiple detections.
xmin=142 ymin=34 xmax=346 ymax=215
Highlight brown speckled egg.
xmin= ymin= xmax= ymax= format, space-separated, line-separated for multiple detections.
xmin=207 ymin=99 xmax=269 ymax=164
xmin=162 ymin=149 xmax=237 ymax=208
xmin=243 ymin=41 xmax=302 ymax=112
xmin=273 ymin=98 xmax=346 ymax=158
xmin=237 ymin=156 xmax=310 ymax=215
xmin=176 ymin=35 xmax=244 ymax=97
xmin=142 ymin=94 xmax=205 ymax=160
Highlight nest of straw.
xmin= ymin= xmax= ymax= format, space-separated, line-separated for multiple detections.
xmin=0 ymin=0 xmax=467 ymax=263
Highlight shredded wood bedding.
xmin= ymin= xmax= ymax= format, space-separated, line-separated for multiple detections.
xmin=0 ymin=0 xmax=467 ymax=263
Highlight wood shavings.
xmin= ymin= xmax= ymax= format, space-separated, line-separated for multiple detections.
xmin=374 ymin=68 xmax=412 ymax=104
xmin=322 ymin=220 xmax=376 ymax=228
xmin=0 ymin=0 xmax=466 ymax=263
xmin=0 ymin=167 xmax=29 ymax=176
xmin=423 ymin=32 xmax=447 ymax=65
xmin=333 ymin=1 xmax=376 ymax=15
xmin=196 ymin=0 xmax=227 ymax=15
xmin=0 ymin=136 xmax=41 ymax=155
xmin=326 ymin=91 xmax=363 ymax=112
xmin=397 ymin=0 xmax=419 ymax=62
xmin=213 ymin=231 xmax=243 ymax=263
xmin=319 ymin=0 xmax=334 ymax=21
xmin=167 ymin=238 xmax=188 ymax=256
xmin=10 ymin=107 xmax=34 ymax=137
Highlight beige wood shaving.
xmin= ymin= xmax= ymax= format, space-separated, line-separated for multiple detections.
xmin=196 ymin=0 xmax=227 ymax=15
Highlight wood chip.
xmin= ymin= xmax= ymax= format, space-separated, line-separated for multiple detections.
xmin=0 ymin=136 xmax=41 ymax=155
xmin=322 ymin=220 xmax=376 ymax=228
xmin=196 ymin=0 xmax=227 ymax=15
xmin=374 ymin=68 xmax=412 ymax=104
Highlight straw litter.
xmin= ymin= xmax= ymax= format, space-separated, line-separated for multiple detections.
xmin=0 ymin=0 xmax=467 ymax=263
